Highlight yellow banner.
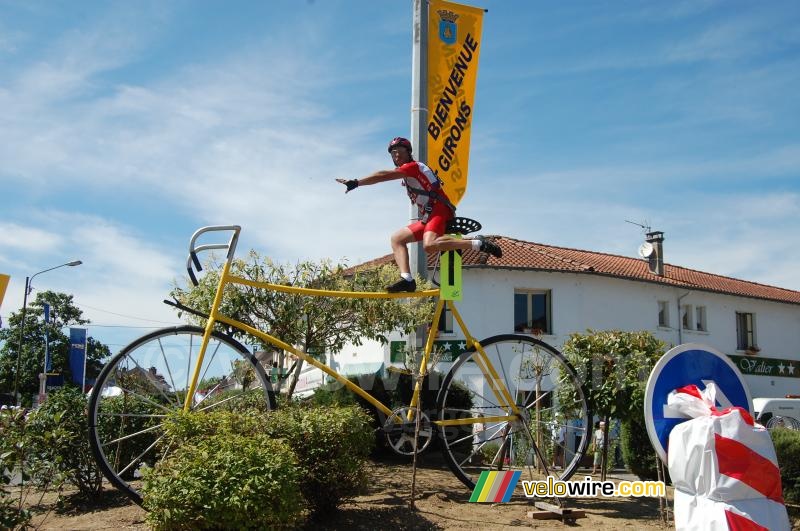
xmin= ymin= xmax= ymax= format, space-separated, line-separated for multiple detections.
xmin=427 ymin=0 xmax=484 ymax=205
xmin=0 ymin=274 xmax=9 ymax=309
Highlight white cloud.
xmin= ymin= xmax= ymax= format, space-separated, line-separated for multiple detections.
xmin=0 ymin=212 xmax=180 ymax=327
xmin=0 ymin=223 xmax=62 ymax=254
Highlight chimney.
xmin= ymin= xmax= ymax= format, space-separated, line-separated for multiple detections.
xmin=645 ymin=231 xmax=665 ymax=276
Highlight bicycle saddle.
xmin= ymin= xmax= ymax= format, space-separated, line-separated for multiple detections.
xmin=446 ymin=217 xmax=481 ymax=235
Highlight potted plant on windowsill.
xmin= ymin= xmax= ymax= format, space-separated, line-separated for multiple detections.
xmin=745 ymin=345 xmax=761 ymax=356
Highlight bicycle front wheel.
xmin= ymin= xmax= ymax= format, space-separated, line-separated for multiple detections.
xmin=437 ymin=334 xmax=590 ymax=492
xmin=87 ymin=325 xmax=276 ymax=505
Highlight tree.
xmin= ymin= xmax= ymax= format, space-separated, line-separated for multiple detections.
xmin=561 ymin=329 xmax=666 ymax=479
xmin=170 ymin=252 xmax=435 ymax=398
xmin=0 ymin=291 xmax=111 ymax=404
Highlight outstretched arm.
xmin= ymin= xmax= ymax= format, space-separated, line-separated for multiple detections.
xmin=336 ymin=169 xmax=405 ymax=193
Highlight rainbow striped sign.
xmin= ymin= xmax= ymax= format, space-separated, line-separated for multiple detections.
xmin=469 ymin=470 xmax=521 ymax=503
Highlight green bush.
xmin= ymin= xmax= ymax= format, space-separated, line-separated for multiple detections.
xmin=199 ymin=387 xmax=273 ymax=412
xmin=1 ymin=406 xmax=71 ymax=529
xmin=26 ymin=386 xmax=103 ymax=496
xmin=620 ymin=412 xmax=663 ymax=481
xmin=260 ymin=405 xmax=374 ymax=515
xmin=1 ymin=408 xmax=33 ymax=530
xmin=142 ymin=433 xmax=303 ymax=530
xmin=310 ymin=373 xmax=394 ymax=456
xmin=771 ymin=427 xmax=800 ymax=504
xmin=158 ymin=404 xmax=373 ymax=517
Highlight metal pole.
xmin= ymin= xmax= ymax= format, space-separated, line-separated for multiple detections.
xmin=409 ymin=0 xmax=430 ymax=366
xmin=39 ymin=305 xmax=50 ymax=405
xmin=82 ymin=334 xmax=89 ymax=393
xmin=13 ymin=276 xmax=31 ymax=405
xmin=410 ymin=0 xmax=428 ymax=282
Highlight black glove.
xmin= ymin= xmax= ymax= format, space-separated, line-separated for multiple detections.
xmin=343 ymin=179 xmax=359 ymax=192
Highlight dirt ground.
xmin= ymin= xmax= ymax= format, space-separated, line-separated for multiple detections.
xmin=23 ymin=461 xmax=800 ymax=530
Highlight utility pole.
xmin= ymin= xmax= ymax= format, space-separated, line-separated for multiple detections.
xmin=409 ymin=0 xmax=429 ymax=359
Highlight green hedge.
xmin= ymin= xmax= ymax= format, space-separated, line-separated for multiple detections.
xmin=260 ymin=405 xmax=374 ymax=515
xmin=771 ymin=427 xmax=800 ymax=504
xmin=143 ymin=433 xmax=302 ymax=530
xmin=149 ymin=403 xmax=373 ymax=522
xmin=1 ymin=408 xmax=33 ymax=530
xmin=310 ymin=374 xmax=394 ymax=456
xmin=26 ymin=386 xmax=103 ymax=496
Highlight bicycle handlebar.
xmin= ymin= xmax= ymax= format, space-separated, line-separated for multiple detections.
xmin=186 ymin=225 xmax=242 ymax=286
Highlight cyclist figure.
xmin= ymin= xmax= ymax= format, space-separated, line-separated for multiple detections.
xmin=337 ymin=137 xmax=502 ymax=293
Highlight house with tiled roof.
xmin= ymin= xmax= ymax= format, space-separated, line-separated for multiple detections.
xmin=300 ymin=231 xmax=800 ymax=399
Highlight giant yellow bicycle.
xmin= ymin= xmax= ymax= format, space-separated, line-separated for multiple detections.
xmin=88 ymin=222 xmax=590 ymax=504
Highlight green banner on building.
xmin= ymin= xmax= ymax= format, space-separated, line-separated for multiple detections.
xmin=728 ymin=355 xmax=799 ymax=379
xmin=390 ymin=340 xmax=469 ymax=363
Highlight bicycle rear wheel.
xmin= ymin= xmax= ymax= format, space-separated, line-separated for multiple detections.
xmin=87 ymin=325 xmax=275 ymax=505
xmin=437 ymin=334 xmax=590 ymax=492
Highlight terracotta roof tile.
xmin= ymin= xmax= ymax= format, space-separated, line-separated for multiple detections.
xmin=356 ymin=235 xmax=800 ymax=306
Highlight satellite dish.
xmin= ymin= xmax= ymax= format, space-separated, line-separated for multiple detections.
xmin=638 ymin=242 xmax=654 ymax=258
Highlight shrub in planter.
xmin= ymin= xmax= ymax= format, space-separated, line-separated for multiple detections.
xmin=770 ymin=427 xmax=800 ymax=504
xmin=26 ymin=386 xmax=103 ymax=496
xmin=142 ymin=433 xmax=303 ymax=530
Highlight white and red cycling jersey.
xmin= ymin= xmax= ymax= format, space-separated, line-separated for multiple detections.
xmin=396 ymin=161 xmax=454 ymax=212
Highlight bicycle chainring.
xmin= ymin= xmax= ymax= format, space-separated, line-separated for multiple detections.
xmin=383 ymin=407 xmax=434 ymax=456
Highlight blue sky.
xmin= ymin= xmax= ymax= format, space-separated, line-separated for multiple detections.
xmin=1 ymin=0 xmax=799 ymax=354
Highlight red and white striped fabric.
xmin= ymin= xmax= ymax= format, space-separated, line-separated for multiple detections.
xmin=666 ymin=383 xmax=790 ymax=531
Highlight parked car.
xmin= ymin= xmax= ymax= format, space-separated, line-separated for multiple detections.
xmin=753 ymin=397 xmax=800 ymax=429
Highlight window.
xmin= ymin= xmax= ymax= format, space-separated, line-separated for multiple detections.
xmin=681 ymin=304 xmax=708 ymax=332
xmin=695 ymin=306 xmax=707 ymax=332
xmin=735 ymin=312 xmax=756 ymax=350
xmin=514 ymin=290 xmax=552 ymax=335
xmin=681 ymin=304 xmax=694 ymax=330
xmin=658 ymin=301 xmax=670 ymax=327
xmin=437 ymin=304 xmax=453 ymax=334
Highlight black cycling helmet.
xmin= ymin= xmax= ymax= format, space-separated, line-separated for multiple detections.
xmin=387 ymin=137 xmax=413 ymax=153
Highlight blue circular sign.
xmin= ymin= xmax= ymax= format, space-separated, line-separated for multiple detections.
xmin=644 ymin=343 xmax=752 ymax=463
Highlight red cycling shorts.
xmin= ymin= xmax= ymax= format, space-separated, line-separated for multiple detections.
xmin=407 ymin=202 xmax=453 ymax=241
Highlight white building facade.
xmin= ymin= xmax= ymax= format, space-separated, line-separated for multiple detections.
xmin=295 ymin=234 xmax=800 ymax=400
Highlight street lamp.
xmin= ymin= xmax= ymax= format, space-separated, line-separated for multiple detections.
xmin=13 ymin=260 xmax=83 ymax=405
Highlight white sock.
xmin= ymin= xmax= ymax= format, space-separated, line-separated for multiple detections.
xmin=401 ymin=272 xmax=413 ymax=281
xmin=471 ymin=239 xmax=481 ymax=250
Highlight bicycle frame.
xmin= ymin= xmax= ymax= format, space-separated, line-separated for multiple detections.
xmin=182 ymin=226 xmax=521 ymax=429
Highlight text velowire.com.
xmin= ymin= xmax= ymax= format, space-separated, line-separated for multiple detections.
xmin=522 ymin=476 xmax=666 ymax=498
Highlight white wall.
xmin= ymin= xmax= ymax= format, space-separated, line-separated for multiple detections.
xmin=366 ymin=268 xmax=800 ymax=399
xmin=455 ymin=268 xmax=800 ymax=399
